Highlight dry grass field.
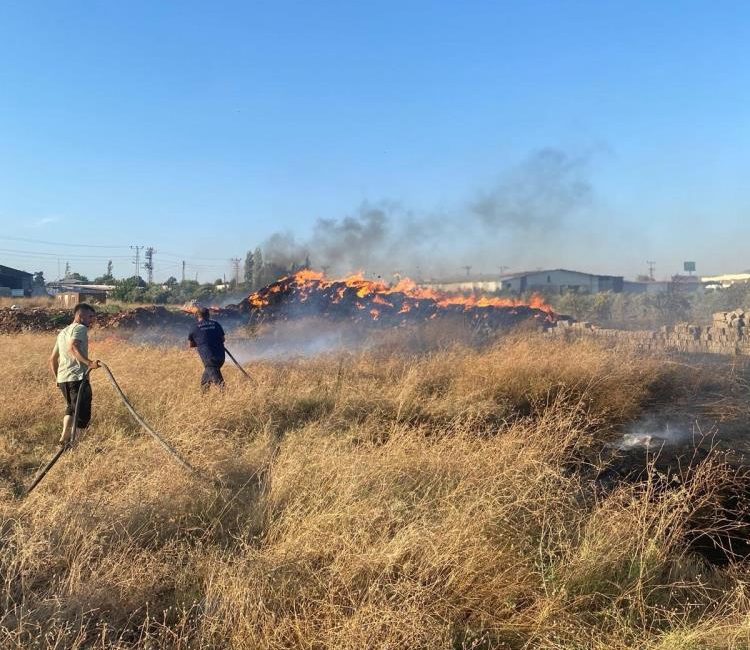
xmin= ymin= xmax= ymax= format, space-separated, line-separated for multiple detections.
xmin=0 ymin=297 xmax=57 ymax=309
xmin=2 ymin=329 xmax=750 ymax=648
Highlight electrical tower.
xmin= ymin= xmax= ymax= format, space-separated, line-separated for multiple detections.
xmin=64 ymin=261 xmax=70 ymax=278
xmin=144 ymin=247 xmax=156 ymax=284
xmin=230 ymin=257 xmax=241 ymax=287
xmin=181 ymin=260 xmax=186 ymax=284
xmin=462 ymin=265 xmax=472 ymax=277
xmin=130 ymin=245 xmax=144 ymax=279
xmin=646 ymin=260 xmax=656 ymax=281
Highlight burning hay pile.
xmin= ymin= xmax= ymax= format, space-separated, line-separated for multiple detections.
xmin=0 ymin=273 xmax=563 ymax=337
xmin=236 ymin=270 xmax=561 ymax=329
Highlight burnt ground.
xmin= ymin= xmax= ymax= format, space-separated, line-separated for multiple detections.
xmin=592 ymin=353 xmax=750 ymax=565
xmin=622 ymin=353 xmax=750 ymax=462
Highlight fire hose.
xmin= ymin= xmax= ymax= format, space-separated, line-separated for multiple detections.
xmin=25 ymin=348 xmax=253 ymax=497
xmin=98 ymin=361 xmax=197 ymax=475
xmin=224 ymin=346 xmax=253 ymax=382
xmin=25 ymin=368 xmax=92 ymax=495
xmin=26 ymin=362 xmax=198 ymax=496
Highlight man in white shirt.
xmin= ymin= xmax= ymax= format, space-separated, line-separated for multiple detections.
xmin=49 ymin=303 xmax=101 ymax=445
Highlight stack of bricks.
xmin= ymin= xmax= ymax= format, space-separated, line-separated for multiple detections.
xmin=546 ymin=309 xmax=750 ymax=356
xmin=701 ymin=310 xmax=749 ymax=354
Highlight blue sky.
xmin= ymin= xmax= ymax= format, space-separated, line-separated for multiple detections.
xmin=0 ymin=1 xmax=748 ymax=282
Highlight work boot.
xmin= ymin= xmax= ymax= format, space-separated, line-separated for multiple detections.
xmin=58 ymin=415 xmax=73 ymax=445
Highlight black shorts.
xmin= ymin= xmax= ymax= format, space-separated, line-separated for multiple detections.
xmin=58 ymin=379 xmax=93 ymax=429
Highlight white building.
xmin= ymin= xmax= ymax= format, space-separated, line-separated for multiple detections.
xmin=701 ymin=273 xmax=750 ymax=289
xmin=422 ymin=274 xmax=502 ymax=293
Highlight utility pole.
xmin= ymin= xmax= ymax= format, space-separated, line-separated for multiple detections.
xmin=230 ymin=257 xmax=241 ymax=288
xmin=646 ymin=260 xmax=656 ymax=281
xmin=181 ymin=260 xmax=186 ymax=284
xmin=130 ymin=245 xmax=143 ymax=279
xmin=144 ymin=247 xmax=156 ymax=284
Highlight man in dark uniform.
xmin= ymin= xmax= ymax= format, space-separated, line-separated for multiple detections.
xmin=188 ymin=307 xmax=226 ymax=389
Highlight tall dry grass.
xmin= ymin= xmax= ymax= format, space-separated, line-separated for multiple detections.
xmin=0 ymin=331 xmax=749 ymax=648
xmin=0 ymin=297 xmax=57 ymax=309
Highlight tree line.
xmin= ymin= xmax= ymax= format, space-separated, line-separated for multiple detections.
xmin=37 ymin=247 xmax=311 ymax=305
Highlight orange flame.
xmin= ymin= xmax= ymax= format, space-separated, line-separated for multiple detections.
xmin=246 ymin=270 xmax=556 ymax=320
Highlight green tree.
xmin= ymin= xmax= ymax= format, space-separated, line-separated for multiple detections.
xmin=643 ymin=290 xmax=691 ymax=326
xmin=244 ymin=250 xmax=255 ymax=288
xmin=591 ymin=292 xmax=614 ymax=322
xmin=555 ymin=292 xmax=594 ymax=321
xmin=110 ymin=277 xmax=147 ymax=302
xmin=252 ymin=247 xmax=264 ymax=290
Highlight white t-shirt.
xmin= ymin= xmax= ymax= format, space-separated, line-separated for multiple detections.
xmin=54 ymin=322 xmax=88 ymax=383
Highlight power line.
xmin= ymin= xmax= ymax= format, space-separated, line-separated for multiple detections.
xmin=0 ymin=247 xmax=132 ymax=260
xmin=0 ymin=244 xmax=234 ymax=281
xmin=0 ymin=240 xmax=239 ymax=264
xmin=159 ymin=250 xmax=237 ymax=261
xmin=0 ymin=235 xmax=128 ymax=248
xmin=0 ymin=236 xmax=237 ymax=262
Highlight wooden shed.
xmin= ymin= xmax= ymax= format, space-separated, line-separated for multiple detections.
xmin=56 ymin=289 xmax=108 ymax=309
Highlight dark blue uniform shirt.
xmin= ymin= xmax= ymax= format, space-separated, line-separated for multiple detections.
xmin=188 ymin=319 xmax=226 ymax=367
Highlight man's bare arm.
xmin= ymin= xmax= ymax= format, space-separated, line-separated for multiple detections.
xmin=68 ymin=339 xmax=100 ymax=369
xmin=49 ymin=347 xmax=59 ymax=379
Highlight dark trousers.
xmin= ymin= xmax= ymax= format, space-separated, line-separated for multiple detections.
xmin=58 ymin=379 xmax=93 ymax=429
xmin=201 ymin=364 xmax=225 ymax=389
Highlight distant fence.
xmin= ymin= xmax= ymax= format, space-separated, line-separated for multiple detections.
xmin=546 ymin=309 xmax=750 ymax=356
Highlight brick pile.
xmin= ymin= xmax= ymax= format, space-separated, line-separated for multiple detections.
xmin=547 ymin=309 xmax=750 ymax=356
